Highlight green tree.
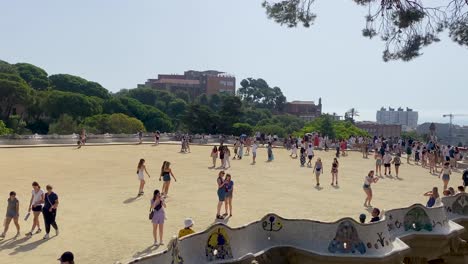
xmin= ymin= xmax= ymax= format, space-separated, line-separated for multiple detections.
xmin=0 ymin=74 xmax=32 ymax=120
xmin=127 ymin=87 xmax=158 ymax=106
xmin=255 ymin=124 xmax=287 ymax=137
xmin=7 ymin=115 xmax=30 ymax=134
xmin=142 ymin=106 xmax=173 ymax=132
xmin=262 ymin=0 xmax=468 ymax=61
xmin=43 ymin=90 xmax=102 ymax=119
xmin=48 ymin=114 xmax=78 ymax=134
xmin=232 ymin=123 xmax=253 ymax=136
xmin=82 ymin=113 xmax=145 ymax=134
xmin=0 ymin=60 xmax=18 ymax=75
xmin=238 ymin=78 xmax=286 ymax=112
xmin=14 ymin=63 xmax=49 ymax=90
xmin=183 ymin=104 xmax=219 ymax=134
xmin=49 ymin=74 xmax=109 ymax=99
xmin=0 ymin=120 xmax=12 ymax=135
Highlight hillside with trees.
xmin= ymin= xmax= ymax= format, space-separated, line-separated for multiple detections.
xmin=0 ymin=60 xmax=308 ymax=136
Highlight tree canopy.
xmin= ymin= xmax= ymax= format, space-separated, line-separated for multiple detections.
xmin=263 ymin=0 xmax=468 ymax=61
xmin=238 ymin=78 xmax=287 ymax=112
xmin=49 ymin=74 xmax=110 ymax=99
xmin=296 ymin=116 xmax=369 ymax=139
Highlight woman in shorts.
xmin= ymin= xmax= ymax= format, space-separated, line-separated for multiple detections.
xmin=26 ymin=182 xmax=44 ymax=237
xmin=439 ymin=162 xmax=452 ymax=190
xmin=375 ymin=150 xmax=383 ymax=177
xmin=224 ymin=174 xmax=234 ymax=217
xmin=210 ymin=146 xmax=218 ymax=168
xmin=392 ymin=153 xmax=402 ymax=177
xmin=160 ymin=161 xmax=177 ymax=197
xmin=363 ymin=170 xmax=379 ymax=207
xmin=1 ymin=191 xmax=20 ymax=239
xmin=313 ymin=158 xmax=323 ymax=186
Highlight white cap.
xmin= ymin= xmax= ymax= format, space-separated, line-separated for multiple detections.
xmin=184 ymin=218 xmax=194 ymax=228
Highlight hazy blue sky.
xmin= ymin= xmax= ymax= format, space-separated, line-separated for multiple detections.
xmin=1 ymin=0 xmax=467 ymax=125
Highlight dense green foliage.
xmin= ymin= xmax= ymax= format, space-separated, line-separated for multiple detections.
xmin=0 ymin=120 xmax=12 ymax=135
xmin=0 ymin=60 xmax=309 ymax=136
xmin=296 ymin=116 xmax=369 ymax=139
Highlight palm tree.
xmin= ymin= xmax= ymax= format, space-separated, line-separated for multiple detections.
xmin=346 ymin=108 xmax=360 ymax=122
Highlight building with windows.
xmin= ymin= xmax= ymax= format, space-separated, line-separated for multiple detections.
xmin=285 ymin=98 xmax=322 ymax=121
xmin=140 ymin=70 xmax=235 ymax=99
xmin=376 ymin=107 xmax=418 ymax=130
xmin=356 ymin=121 xmax=402 ymax=138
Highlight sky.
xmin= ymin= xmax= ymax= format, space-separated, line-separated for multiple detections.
xmin=1 ymin=0 xmax=467 ymax=125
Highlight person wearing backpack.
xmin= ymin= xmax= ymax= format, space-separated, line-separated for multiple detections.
xmin=150 ymin=189 xmax=166 ymax=246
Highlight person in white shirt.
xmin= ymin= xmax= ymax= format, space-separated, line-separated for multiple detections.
xmin=383 ymin=152 xmax=393 ymax=176
xmin=26 ymin=182 xmax=44 ymax=237
xmin=306 ymin=144 xmax=315 ymax=167
xmin=252 ymin=141 xmax=258 ymax=164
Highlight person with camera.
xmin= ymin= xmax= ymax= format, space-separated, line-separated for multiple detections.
xmin=150 ymin=189 xmax=166 ymax=246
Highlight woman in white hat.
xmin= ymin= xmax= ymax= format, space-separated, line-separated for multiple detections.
xmin=178 ymin=218 xmax=195 ymax=238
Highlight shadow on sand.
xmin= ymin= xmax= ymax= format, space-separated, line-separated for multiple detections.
xmin=123 ymin=196 xmax=143 ymax=204
xmin=132 ymin=244 xmax=159 ymax=259
xmin=9 ymin=236 xmax=52 ymax=255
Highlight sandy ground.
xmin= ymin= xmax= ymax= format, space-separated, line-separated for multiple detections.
xmin=0 ymin=144 xmax=463 ymax=264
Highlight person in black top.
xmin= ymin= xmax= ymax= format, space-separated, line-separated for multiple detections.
xmin=42 ymin=185 xmax=59 ymax=239
xmin=370 ymin=208 xmax=381 ymax=223
xmin=463 ymin=169 xmax=468 ymax=187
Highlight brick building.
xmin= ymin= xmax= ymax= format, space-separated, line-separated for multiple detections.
xmin=356 ymin=121 xmax=402 ymax=138
xmin=285 ymin=98 xmax=322 ymax=121
xmin=141 ymin=70 xmax=235 ymax=98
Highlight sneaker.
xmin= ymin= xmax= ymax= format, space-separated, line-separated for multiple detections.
xmin=55 ymin=229 xmax=59 ymax=236
xmin=0 ymin=233 xmax=5 ymax=238
xmin=43 ymin=233 xmax=49 ymax=240
xmin=154 ymin=241 xmax=159 ymax=246
xmin=25 ymin=232 xmax=32 ymax=237
xmin=35 ymin=228 xmax=42 ymax=234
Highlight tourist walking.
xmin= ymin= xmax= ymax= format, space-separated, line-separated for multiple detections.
xmin=224 ymin=174 xmax=234 ymax=217
xmin=42 ymin=185 xmax=59 ymax=239
xmin=219 ymin=146 xmax=225 ymax=169
xmin=150 ymin=189 xmax=166 ymax=246
xmin=210 ymin=146 xmax=218 ymax=168
xmin=154 ymin=131 xmax=160 ymax=145
xmin=313 ymin=158 xmax=323 ymax=186
xmin=216 ymin=171 xmax=227 ymax=219
xmin=306 ymin=144 xmax=314 ymax=167
xmin=26 ymin=181 xmax=44 ymax=237
xmin=331 ymin=158 xmax=339 ymax=186
xmin=375 ymin=150 xmax=383 ymax=177
xmin=238 ymin=141 xmax=244 ymax=160
xmin=290 ymin=142 xmax=298 ymax=158
xmin=160 ymin=161 xmax=177 ymax=197
xmin=383 ymin=152 xmax=393 ymax=176
xmin=300 ymin=145 xmax=306 ymax=167
xmin=224 ymin=147 xmax=231 ymax=169
xmin=137 ymin=159 xmax=151 ymax=196
xmin=245 ymin=137 xmax=251 ymax=156
xmin=252 ymin=141 xmax=258 ymax=164
xmin=440 ymin=162 xmax=452 ymax=190
xmin=363 ymin=170 xmax=379 ymax=207
xmin=392 ymin=153 xmax=402 ymax=177
xmin=267 ymin=142 xmax=274 ymax=162
xmin=424 ymin=187 xmax=441 ymax=208
xmin=138 ymin=130 xmax=143 ymax=144
xmin=0 ymin=191 xmax=20 ymax=239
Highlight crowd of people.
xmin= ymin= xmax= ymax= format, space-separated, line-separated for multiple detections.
xmin=3 ymin=130 xmax=468 ymax=263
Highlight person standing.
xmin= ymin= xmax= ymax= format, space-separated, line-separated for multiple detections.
xmin=137 ymin=159 xmax=151 ymax=196
xmin=219 ymin=146 xmax=225 ymax=169
xmin=313 ymin=158 xmax=323 ymax=187
xmin=383 ymin=152 xmax=393 ymax=176
xmin=160 ymin=161 xmax=177 ymax=198
xmin=154 ymin=131 xmax=160 ymax=145
xmin=26 ymin=181 xmax=44 ymax=237
xmin=210 ymin=146 xmax=218 ymax=168
xmin=392 ymin=153 xmax=402 ymax=177
xmin=252 ymin=141 xmax=258 ymax=164
xmin=331 ymin=158 xmax=339 ymax=186
xmin=363 ymin=171 xmax=379 ymax=207
xmin=238 ymin=141 xmax=244 ymax=160
xmin=375 ymin=150 xmax=383 ymax=177
xmin=138 ymin=130 xmax=143 ymax=144
xmin=42 ymin=185 xmax=59 ymax=239
xmin=216 ymin=171 xmax=227 ymax=219
xmin=267 ymin=142 xmax=274 ymax=162
xmin=290 ymin=142 xmax=298 ymax=158
xmin=300 ymin=145 xmax=306 ymax=167
xmin=306 ymin=144 xmax=314 ymax=167
xmin=439 ymin=162 xmax=452 ymax=190
xmin=245 ymin=137 xmax=251 ymax=156
xmin=150 ymin=189 xmax=166 ymax=246
xmin=224 ymin=147 xmax=231 ymax=169
xmin=224 ymin=174 xmax=234 ymax=217
xmin=0 ymin=191 xmax=20 ymax=239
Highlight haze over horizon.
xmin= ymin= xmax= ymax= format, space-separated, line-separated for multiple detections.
xmin=1 ymin=0 xmax=467 ymax=125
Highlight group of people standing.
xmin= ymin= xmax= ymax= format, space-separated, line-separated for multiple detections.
xmin=1 ymin=182 xmax=59 ymax=240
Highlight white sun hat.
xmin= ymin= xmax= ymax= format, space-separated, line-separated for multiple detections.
xmin=184 ymin=218 xmax=194 ymax=228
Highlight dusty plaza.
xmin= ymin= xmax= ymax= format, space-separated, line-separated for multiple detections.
xmin=0 ymin=143 xmax=463 ymax=263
